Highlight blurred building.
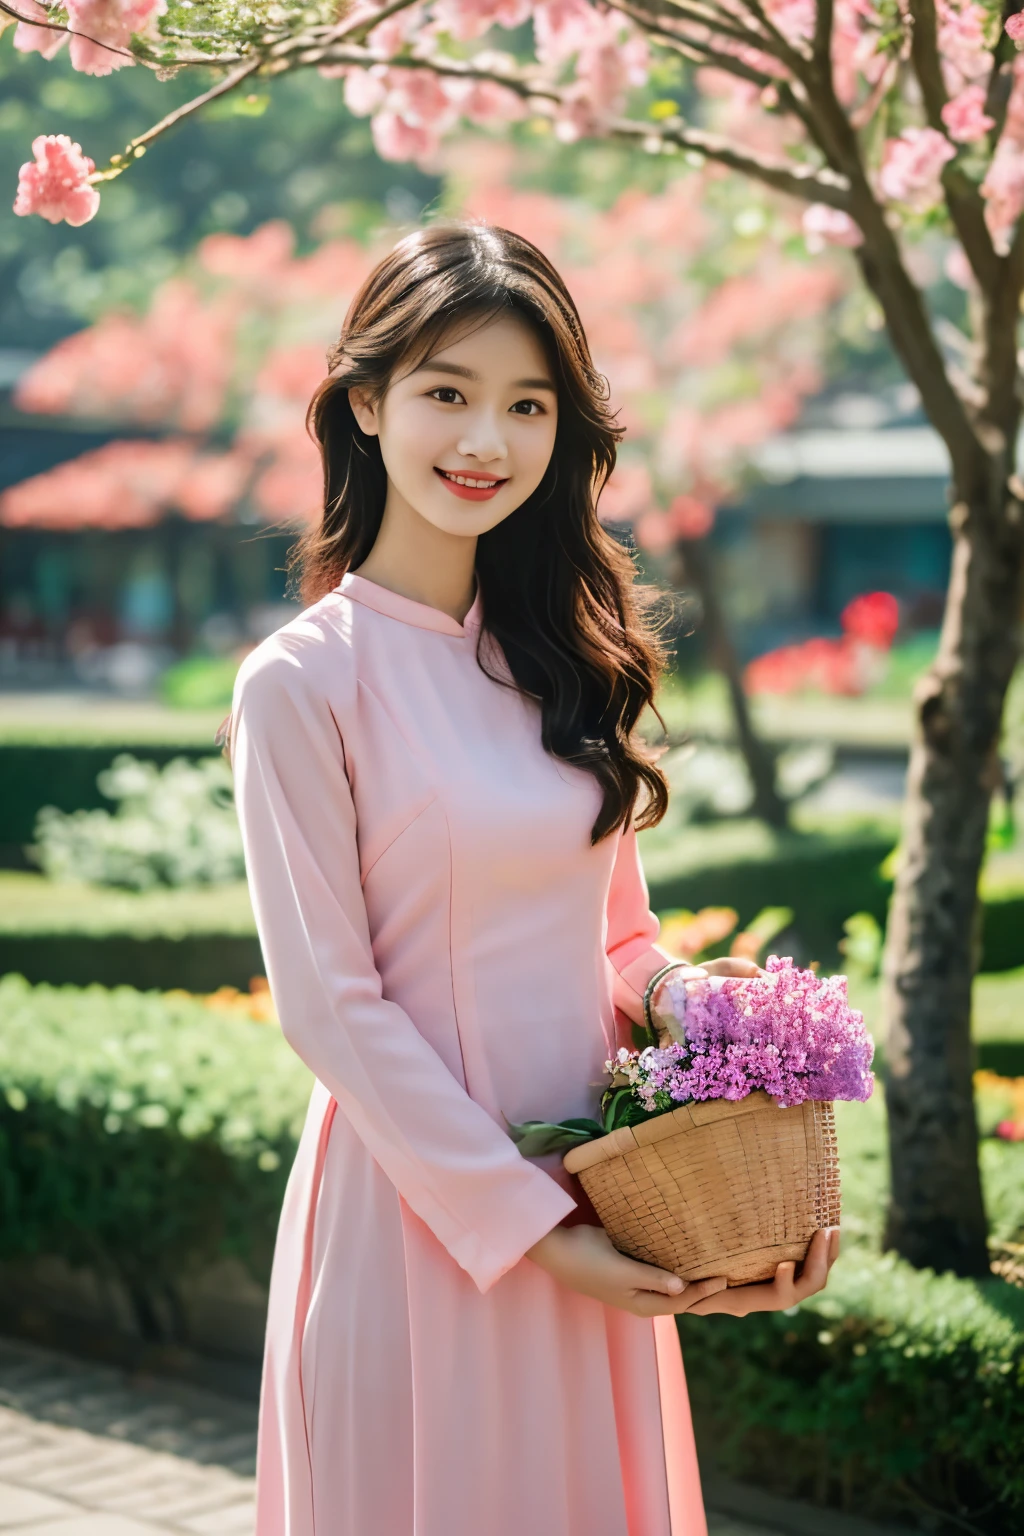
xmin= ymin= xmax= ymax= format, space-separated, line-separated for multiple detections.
xmin=0 ymin=353 xmax=297 ymax=692
xmin=713 ymin=396 xmax=952 ymax=660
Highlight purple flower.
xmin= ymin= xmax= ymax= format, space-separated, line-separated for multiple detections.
xmin=644 ymin=955 xmax=875 ymax=1107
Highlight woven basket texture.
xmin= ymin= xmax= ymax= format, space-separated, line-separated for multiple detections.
xmin=562 ymin=1090 xmax=840 ymax=1285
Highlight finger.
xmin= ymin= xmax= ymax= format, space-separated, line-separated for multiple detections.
xmin=630 ymin=1276 xmax=727 ymax=1317
xmin=620 ymin=1259 xmax=688 ymax=1297
xmin=672 ymin=1275 xmax=729 ymax=1313
xmin=793 ymin=1230 xmax=832 ymax=1296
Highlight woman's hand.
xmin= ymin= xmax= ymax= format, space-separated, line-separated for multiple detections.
xmin=681 ymin=1227 xmax=841 ymax=1316
xmin=649 ymin=955 xmax=763 ymax=1046
xmin=525 ymin=1223 xmax=728 ymax=1317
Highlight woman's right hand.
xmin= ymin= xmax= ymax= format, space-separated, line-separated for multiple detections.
xmin=525 ymin=1223 xmax=727 ymax=1317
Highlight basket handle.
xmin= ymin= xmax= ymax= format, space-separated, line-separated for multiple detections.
xmin=641 ymin=960 xmax=691 ymax=1048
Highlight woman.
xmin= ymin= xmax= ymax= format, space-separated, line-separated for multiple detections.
xmin=224 ymin=222 xmax=838 ymax=1536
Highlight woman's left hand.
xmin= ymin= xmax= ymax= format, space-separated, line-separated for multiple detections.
xmin=680 ymin=1227 xmax=841 ymax=1316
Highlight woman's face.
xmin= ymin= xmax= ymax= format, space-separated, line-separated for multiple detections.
xmin=348 ymin=311 xmax=559 ymax=538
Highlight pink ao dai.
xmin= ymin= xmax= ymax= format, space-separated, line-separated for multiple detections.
xmin=228 ymin=570 xmax=707 ymax=1536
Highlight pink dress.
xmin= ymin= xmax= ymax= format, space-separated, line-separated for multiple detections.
xmin=228 ymin=570 xmax=707 ymax=1536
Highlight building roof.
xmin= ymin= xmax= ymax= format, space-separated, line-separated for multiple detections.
xmin=736 ymin=427 xmax=953 ymax=523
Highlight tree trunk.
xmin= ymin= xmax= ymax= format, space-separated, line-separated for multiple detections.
xmin=882 ymin=491 xmax=1024 ymax=1276
xmin=673 ymin=537 xmax=791 ymax=830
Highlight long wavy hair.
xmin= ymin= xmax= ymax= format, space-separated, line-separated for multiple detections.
xmin=285 ymin=221 xmax=670 ymax=844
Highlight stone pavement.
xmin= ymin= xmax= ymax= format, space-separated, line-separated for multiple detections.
xmin=0 ymin=1335 xmax=843 ymax=1536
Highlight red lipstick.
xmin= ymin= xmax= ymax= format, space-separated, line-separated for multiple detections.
xmin=435 ymin=467 xmax=509 ymax=502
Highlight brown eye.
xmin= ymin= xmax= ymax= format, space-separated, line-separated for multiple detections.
xmin=430 ymin=387 xmax=464 ymax=405
xmin=510 ymin=399 xmax=544 ymax=416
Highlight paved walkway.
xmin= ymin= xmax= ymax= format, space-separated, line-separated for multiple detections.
xmin=0 ymin=1336 xmax=809 ymax=1536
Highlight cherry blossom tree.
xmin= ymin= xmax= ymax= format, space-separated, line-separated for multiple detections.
xmin=8 ymin=0 xmax=1024 ymax=1275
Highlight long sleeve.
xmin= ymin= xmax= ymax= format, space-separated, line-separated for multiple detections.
xmin=605 ymin=819 xmax=676 ymax=1033
xmin=229 ymin=644 xmax=576 ymax=1294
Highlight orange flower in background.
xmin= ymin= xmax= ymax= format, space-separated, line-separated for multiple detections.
xmin=658 ymin=906 xmax=739 ymax=960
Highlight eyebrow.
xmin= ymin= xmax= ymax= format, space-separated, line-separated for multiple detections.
xmin=415 ymin=359 xmax=556 ymax=391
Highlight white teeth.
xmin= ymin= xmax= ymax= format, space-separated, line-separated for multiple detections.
xmin=441 ymin=471 xmax=501 ymax=489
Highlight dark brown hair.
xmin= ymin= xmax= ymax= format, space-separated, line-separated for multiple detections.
xmin=288 ymin=221 xmax=670 ymax=844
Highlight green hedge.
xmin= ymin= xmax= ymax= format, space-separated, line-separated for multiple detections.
xmin=681 ymin=1252 xmax=1024 ymax=1532
xmin=0 ymin=874 xmax=262 ymax=991
xmin=645 ymin=829 xmax=895 ymax=968
xmin=0 ymin=973 xmax=311 ymax=1335
xmin=644 ymin=826 xmax=1024 ymax=974
xmin=1 ymin=973 xmax=1023 ymax=1529
xmin=0 ymin=742 xmax=222 ymax=862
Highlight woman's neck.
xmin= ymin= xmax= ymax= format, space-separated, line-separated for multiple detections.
xmin=352 ymin=492 xmax=479 ymax=625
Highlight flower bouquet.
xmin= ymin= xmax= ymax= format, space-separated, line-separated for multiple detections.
xmin=510 ymin=956 xmax=874 ymax=1286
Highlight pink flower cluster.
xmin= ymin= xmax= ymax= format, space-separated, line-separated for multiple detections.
xmin=13 ymin=135 xmax=99 ymax=227
xmin=14 ymin=0 xmax=164 ymax=75
xmin=605 ymin=956 xmax=874 ymax=1114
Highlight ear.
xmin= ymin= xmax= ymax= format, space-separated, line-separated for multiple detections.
xmin=348 ymin=386 xmax=380 ymax=437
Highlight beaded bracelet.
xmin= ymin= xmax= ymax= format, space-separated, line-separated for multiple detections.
xmin=641 ymin=959 xmax=691 ymax=1046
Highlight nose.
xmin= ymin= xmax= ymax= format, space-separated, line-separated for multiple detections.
xmin=457 ymin=408 xmax=508 ymax=464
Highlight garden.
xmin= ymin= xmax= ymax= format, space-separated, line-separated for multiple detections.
xmin=5 ymin=0 xmax=1024 ymax=1523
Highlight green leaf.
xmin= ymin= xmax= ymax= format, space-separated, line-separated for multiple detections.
xmin=506 ymin=1119 xmax=603 ymax=1156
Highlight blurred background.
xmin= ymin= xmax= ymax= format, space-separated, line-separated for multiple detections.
xmin=1 ymin=31 xmax=1023 ymax=1536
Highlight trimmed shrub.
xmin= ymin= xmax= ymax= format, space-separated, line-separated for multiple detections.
xmin=681 ymin=1251 xmax=1024 ymax=1532
xmin=28 ymin=753 xmax=244 ymax=891
xmin=0 ymin=973 xmax=311 ymax=1332
xmin=0 ymin=742 xmax=222 ymax=858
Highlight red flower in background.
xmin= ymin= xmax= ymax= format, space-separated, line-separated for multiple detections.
xmin=744 ymin=590 xmax=900 ymax=697
xmin=841 ymin=590 xmax=900 ymax=647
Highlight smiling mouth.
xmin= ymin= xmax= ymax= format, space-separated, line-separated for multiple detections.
xmin=435 ymin=468 xmax=509 ymax=492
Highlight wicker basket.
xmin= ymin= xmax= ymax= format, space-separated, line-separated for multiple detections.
xmin=562 ymin=1090 xmax=840 ymax=1286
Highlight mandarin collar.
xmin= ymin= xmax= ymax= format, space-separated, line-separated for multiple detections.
xmin=335 ymin=571 xmax=482 ymax=637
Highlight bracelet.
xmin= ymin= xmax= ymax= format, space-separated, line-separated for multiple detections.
xmin=641 ymin=960 xmax=691 ymax=1047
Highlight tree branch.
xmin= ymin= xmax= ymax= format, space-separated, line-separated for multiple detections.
xmin=610 ymin=113 xmax=852 ymax=204
xmin=906 ymin=0 xmax=1000 ymax=291
xmin=812 ymin=0 xmax=832 ymax=70
xmin=89 ymin=55 xmax=263 ymax=180
xmin=658 ymin=0 xmax=775 ymax=52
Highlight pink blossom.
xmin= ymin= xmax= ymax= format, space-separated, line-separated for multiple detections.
xmin=13 ymin=134 xmax=100 ymax=227
xmin=941 ymin=83 xmax=994 ymax=143
xmin=534 ymin=0 xmax=603 ymax=67
xmin=802 ymin=202 xmax=863 ymax=252
xmin=58 ymin=0 xmax=164 ymax=74
xmin=0 ymin=440 xmax=199 ymax=530
xmin=763 ymin=0 xmax=815 ymax=43
xmin=343 ymin=66 xmax=388 ymax=117
xmin=878 ymin=126 xmax=956 ymax=211
xmin=1007 ymin=13 xmax=1024 ymax=43
xmin=445 ymin=75 xmax=526 ymax=127
xmin=13 ymin=0 xmax=67 ymax=60
xmin=633 ymin=508 xmax=674 ymax=555
xmin=669 ymin=494 xmax=714 ymax=540
xmin=371 ymin=110 xmax=442 ymax=165
xmin=432 ymin=0 xmax=532 ymax=42
xmin=982 ymin=137 xmax=1024 ymax=252
xmin=596 ymin=462 xmax=652 ymax=524
xmin=937 ymin=0 xmax=990 ymax=94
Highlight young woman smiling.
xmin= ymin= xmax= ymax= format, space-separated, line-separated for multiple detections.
xmin=224 ymin=223 xmax=838 ymax=1536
